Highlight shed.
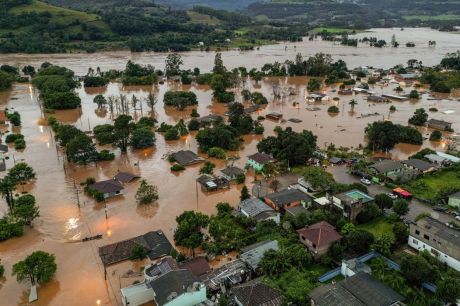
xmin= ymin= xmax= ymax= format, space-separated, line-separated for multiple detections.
xmin=88 ymin=179 xmax=124 ymax=199
xmin=114 ymin=171 xmax=140 ymax=183
xmin=220 ymin=166 xmax=244 ymax=181
xmin=171 ymin=150 xmax=204 ymax=166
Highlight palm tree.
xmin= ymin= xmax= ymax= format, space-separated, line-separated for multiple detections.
xmin=145 ymin=91 xmax=158 ymax=116
xmin=349 ymin=99 xmax=358 ymax=112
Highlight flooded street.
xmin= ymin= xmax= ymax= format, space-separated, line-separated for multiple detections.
xmin=1 ymin=27 xmax=460 ymax=305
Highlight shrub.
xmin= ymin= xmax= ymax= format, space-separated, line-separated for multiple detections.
xmin=163 ymin=91 xmax=198 ymax=110
xmin=327 ymin=105 xmax=340 ymax=113
xmin=429 ymin=130 xmax=442 ymax=141
xmin=14 ymin=138 xmax=26 ymax=149
xmin=98 ymin=150 xmax=115 ymax=161
xmin=254 ymin=125 xmax=264 ymax=135
xmin=171 ymin=164 xmax=185 ymax=171
xmin=5 ymin=133 xmax=24 ymax=143
xmin=236 ymin=173 xmax=246 ymax=184
xmin=208 ymin=147 xmax=226 ymax=159
xmin=7 ymin=111 xmax=21 ymax=126
xmin=188 ymin=119 xmax=200 ymax=131
xmin=164 ymin=128 xmax=179 ymax=140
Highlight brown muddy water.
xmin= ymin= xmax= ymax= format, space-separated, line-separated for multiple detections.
xmin=1 ymin=28 xmax=460 ymax=75
xmin=1 ymin=28 xmax=460 ymax=306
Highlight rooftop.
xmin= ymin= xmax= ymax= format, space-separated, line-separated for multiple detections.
xmin=297 ymin=221 xmax=342 ymax=250
xmin=88 ymin=179 xmax=124 ymax=194
xmin=402 ymin=159 xmax=436 ymax=171
xmin=335 ymin=189 xmax=374 ymax=205
xmin=114 ymin=171 xmax=140 ymax=183
xmin=264 ymin=189 xmax=313 ymax=207
xmin=424 ymin=154 xmax=447 ymax=163
xmin=415 ymin=217 xmax=460 ymax=249
xmin=427 ymin=118 xmax=452 ymax=126
xmin=145 ymin=257 xmax=178 ymax=279
xmin=240 ymin=240 xmax=279 ymax=270
xmin=285 ymin=205 xmax=310 ymax=217
xmin=309 ymin=272 xmax=404 ymax=306
xmin=370 ymin=160 xmax=404 ymax=174
xmin=98 ymin=230 xmax=173 ymax=266
xmin=172 ymin=150 xmax=203 ymax=166
xmin=248 ymin=152 xmax=275 ymax=165
xmin=239 ymin=198 xmax=275 ymax=218
xmin=221 ymin=166 xmax=244 ymax=178
xmin=179 ymin=256 xmax=211 ymax=278
xmin=231 ymin=278 xmax=282 ymax=306
xmin=148 ymin=269 xmax=201 ymax=306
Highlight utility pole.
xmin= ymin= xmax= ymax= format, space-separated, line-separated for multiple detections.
xmin=73 ymin=180 xmax=80 ymax=209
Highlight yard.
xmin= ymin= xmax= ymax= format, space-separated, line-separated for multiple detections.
xmin=403 ymin=166 xmax=460 ymax=201
xmin=357 ymin=217 xmax=394 ymax=239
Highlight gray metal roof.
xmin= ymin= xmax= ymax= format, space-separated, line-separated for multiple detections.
xmin=240 ymin=240 xmax=279 ymax=270
xmin=172 ymin=150 xmax=202 ymax=166
xmin=240 ymin=198 xmax=274 ymax=218
xmin=88 ymin=179 xmax=124 ymax=194
xmin=417 ymin=217 xmax=460 ymax=249
xmin=402 ymin=159 xmax=436 ymax=171
xmin=370 ymin=160 xmax=404 ymax=173
xmin=221 ymin=166 xmax=244 ymax=178
xmin=309 ymin=272 xmax=404 ymax=306
xmin=231 ymin=278 xmax=282 ymax=306
xmin=148 ymin=269 xmax=201 ymax=306
xmin=264 ymin=189 xmax=312 ymax=207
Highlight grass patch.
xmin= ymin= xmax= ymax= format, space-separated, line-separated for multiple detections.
xmin=310 ymin=27 xmax=365 ymax=34
xmin=187 ymin=11 xmax=221 ymax=25
xmin=357 ymin=217 xmax=394 ymax=238
xmin=404 ymin=167 xmax=460 ymax=201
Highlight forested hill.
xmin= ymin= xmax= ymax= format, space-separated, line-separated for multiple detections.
xmin=0 ymin=0 xmax=308 ymax=53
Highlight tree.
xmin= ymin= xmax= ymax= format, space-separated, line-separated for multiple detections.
xmin=400 ymin=254 xmax=437 ymax=285
xmin=365 ymin=121 xmax=422 ymax=151
xmin=349 ymin=99 xmax=358 ymax=112
xmin=22 ymin=65 xmax=35 ymax=76
xmin=307 ymin=78 xmax=321 ymax=92
xmin=240 ymin=185 xmax=250 ymax=201
xmin=213 ymin=53 xmax=226 ymax=75
xmin=93 ymin=94 xmax=107 ymax=109
xmin=356 ymin=203 xmax=381 ymax=223
xmin=346 ymin=230 xmax=374 ymax=254
xmin=392 ymin=222 xmax=408 ymax=245
xmin=408 ymin=108 xmax=428 ymax=126
xmin=174 ymin=211 xmax=209 ymax=257
xmin=135 ymin=180 xmax=158 ymax=205
xmin=12 ymin=251 xmax=57 ymax=285
xmin=409 ymin=90 xmax=420 ymax=99
xmin=341 ymin=223 xmax=356 ymax=235
xmin=113 ymin=114 xmax=134 ymax=153
xmin=374 ymin=193 xmax=393 ymax=211
xmin=199 ymin=161 xmax=215 ymax=175
xmin=436 ymin=277 xmax=460 ymax=304
xmin=130 ymin=127 xmax=155 ymax=149
xmin=165 ymin=53 xmax=183 ymax=77
xmin=7 ymin=162 xmax=35 ymax=186
xmin=372 ymin=233 xmax=394 ymax=257
xmin=259 ymin=249 xmax=291 ymax=276
xmin=8 ymin=111 xmax=21 ymax=126
xmin=130 ymin=245 xmax=147 ymax=260
xmin=66 ymin=134 xmax=97 ymax=164
xmin=14 ymin=194 xmax=39 ymax=225
xmin=0 ymin=176 xmax=17 ymax=213
xmin=145 ymin=91 xmax=158 ymax=115
xmin=327 ymin=105 xmax=339 ymax=113
xmin=269 ymin=179 xmax=280 ymax=192
xmin=429 ymin=130 xmax=442 ymax=141
xmin=188 ymin=119 xmax=200 ymax=131
xmin=392 ymin=199 xmax=409 ymax=216
xmin=302 ymin=167 xmax=335 ymax=192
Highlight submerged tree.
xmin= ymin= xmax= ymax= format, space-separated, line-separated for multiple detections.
xmin=12 ymin=251 xmax=57 ymax=286
xmin=135 ymin=180 xmax=159 ymax=205
xmin=174 ymin=211 xmax=209 ymax=257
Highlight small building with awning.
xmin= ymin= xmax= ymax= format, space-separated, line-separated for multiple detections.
xmin=392 ymin=187 xmax=412 ymax=199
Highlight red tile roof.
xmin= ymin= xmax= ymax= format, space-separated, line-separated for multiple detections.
xmin=297 ymin=221 xmax=342 ymax=249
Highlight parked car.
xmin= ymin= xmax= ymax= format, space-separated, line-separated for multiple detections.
xmin=360 ymin=178 xmax=371 ymax=185
xmin=456 ymin=215 xmax=460 ymax=221
xmin=433 ymin=206 xmax=448 ymax=212
xmin=387 ymin=193 xmax=398 ymax=200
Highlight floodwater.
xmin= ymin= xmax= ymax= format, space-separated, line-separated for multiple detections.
xmin=0 ymin=27 xmax=460 ymax=305
xmin=0 ymin=28 xmax=460 ymax=75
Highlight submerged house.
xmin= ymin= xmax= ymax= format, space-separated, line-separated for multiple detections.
xmin=427 ymin=119 xmax=452 ymax=131
xmin=88 ymin=179 xmax=124 ymax=199
xmin=171 ymin=150 xmax=204 ymax=166
xmin=220 ymin=166 xmax=245 ymax=181
xmin=121 ymin=257 xmax=207 ymax=306
xmin=247 ymin=152 xmax=275 ymax=172
xmin=114 ymin=171 xmax=140 ymax=183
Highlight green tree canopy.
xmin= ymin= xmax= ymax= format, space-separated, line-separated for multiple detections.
xmin=12 ymin=251 xmax=57 ymax=285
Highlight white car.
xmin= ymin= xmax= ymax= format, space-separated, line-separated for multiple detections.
xmin=387 ymin=193 xmax=398 ymax=200
xmin=360 ymin=178 xmax=371 ymax=185
xmin=456 ymin=216 xmax=460 ymax=221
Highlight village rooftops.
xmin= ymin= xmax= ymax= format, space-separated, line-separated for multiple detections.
xmin=297 ymin=221 xmax=342 ymax=251
xmin=402 ymin=159 xmax=436 ymax=172
xmin=248 ymin=152 xmax=275 ymax=165
xmin=178 ymin=256 xmax=211 ymax=278
xmin=98 ymin=230 xmax=173 ymax=266
xmin=370 ymin=160 xmax=404 ymax=174
xmin=88 ymin=179 xmax=124 ymax=194
xmin=231 ymin=278 xmax=282 ymax=306
xmin=145 ymin=257 xmax=178 ymax=279
xmin=240 ymin=240 xmax=279 ymax=270
xmin=309 ymin=272 xmax=404 ymax=306
xmin=264 ymin=189 xmax=313 ymax=208
xmin=171 ymin=150 xmax=204 ymax=166
xmin=114 ymin=171 xmax=140 ymax=183
xmin=147 ymin=269 xmax=202 ymax=306
xmin=239 ymin=198 xmax=274 ymax=219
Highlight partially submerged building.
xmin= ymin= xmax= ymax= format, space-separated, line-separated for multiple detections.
xmin=88 ymin=179 xmax=124 ymax=199
xmin=247 ymin=152 xmax=275 ymax=172
xmin=427 ymin=119 xmax=452 ymax=131
xmin=196 ymin=174 xmax=230 ymax=192
xmin=114 ymin=171 xmax=140 ymax=183
xmin=409 ymin=217 xmax=460 ymax=271
xmin=171 ymin=150 xmax=204 ymax=166
xmin=220 ymin=166 xmax=245 ymax=181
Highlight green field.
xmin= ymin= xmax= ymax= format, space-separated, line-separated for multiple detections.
xmin=403 ymin=14 xmax=460 ymax=21
xmin=187 ymin=11 xmax=221 ymax=25
xmin=357 ymin=217 xmax=394 ymax=238
xmin=404 ymin=168 xmax=460 ymax=201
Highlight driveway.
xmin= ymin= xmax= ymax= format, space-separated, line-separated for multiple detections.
xmin=327 ymin=165 xmax=456 ymax=224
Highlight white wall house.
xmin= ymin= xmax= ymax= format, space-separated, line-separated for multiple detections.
xmin=408 ymin=235 xmax=460 ymax=272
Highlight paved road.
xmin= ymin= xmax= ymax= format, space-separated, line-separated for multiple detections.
xmin=327 ymin=165 xmax=457 ymax=224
